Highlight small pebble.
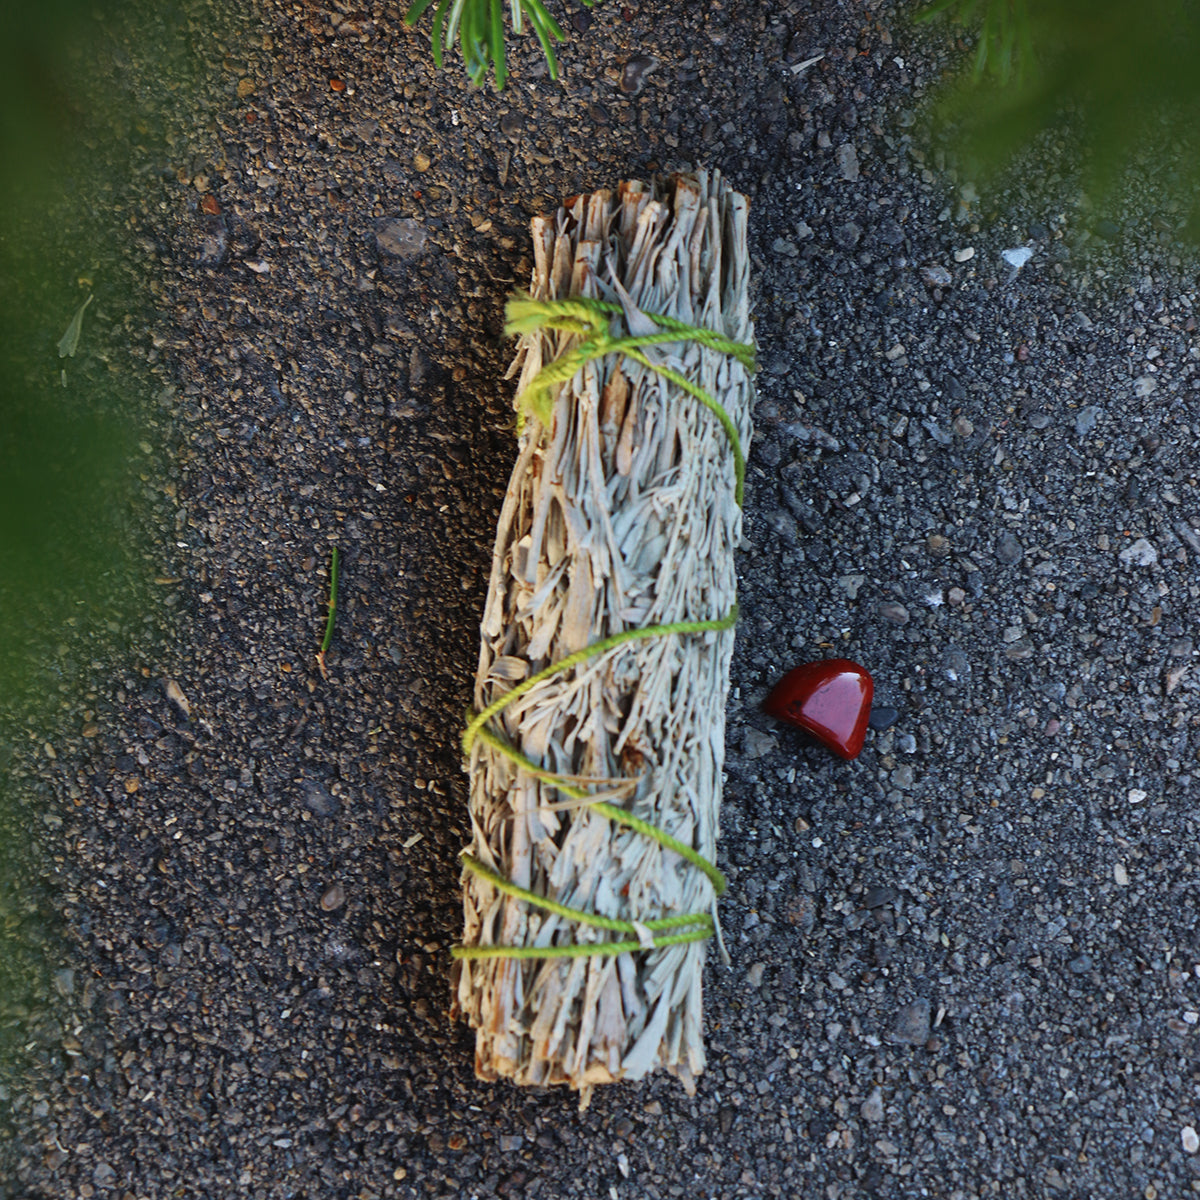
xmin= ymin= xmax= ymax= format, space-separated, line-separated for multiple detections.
xmin=164 ymin=679 xmax=190 ymax=718
xmin=838 ymin=573 xmax=867 ymax=599
xmin=878 ymin=219 xmax=904 ymax=245
xmin=867 ymin=706 xmax=899 ymax=732
xmin=742 ymin=728 xmax=777 ymax=760
xmin=1114 ymin=863 xmax=1129 ymax=886
xmin=953 ymin=247 xmax=975 ymax=262
xmin=921 ymin=265 xmax=951 ymax=288
xmin=835 ymin=143 xmax=859 ymax=181
xmin=1002 ymin=246 xmax=1033 ymax=269
xmin=499 ymin=112 xmax=524 ymax=141
xmin=923 ymin=418 xmax=951 ymax=445
xmin=860 ymin=1087 xmax=884 ymax=1123
xmin=891 ymin=998 xmax=931 ymax=1045
xmin=619 ymin=55 xmax=658 ymax=95
xmin=877 ymin=601 xmax=910 ymax=625
xmin=995 ymin=532 xmax=1023 ymax=566
xmin=375 ymin=217 xmax=427 ymax=258
xmin=302 ymin=780 xmax=340 ymax=817
xmin=1184 ymin=1127 xmax=1200 ymax=1155
xmin=320 ymin=883 xmax=346 ymax=912
xmin=1119 ymin=538 xmax=1158 ymax=568
xmin=1074 ymin=405 xmax=1101 ymax=437
xmin=832 ymin=221 xmax=861 ymax=249
xmin=1175 ymin=520 xmax=1200 ymax=553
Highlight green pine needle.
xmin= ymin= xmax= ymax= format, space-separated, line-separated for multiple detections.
xmin=316 ymin=547 xmax=339 ymax=679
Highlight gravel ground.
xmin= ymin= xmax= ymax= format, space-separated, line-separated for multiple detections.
xmin=6 ymin=0 xmax=1200 ymax=1197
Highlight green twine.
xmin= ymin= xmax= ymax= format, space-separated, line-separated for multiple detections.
xmin=456 ymin=293 xmax=751 ymax=962
xmin=471 ymin=721 xmax=727 ymax=898
xmin=452 ymin=854 xmax=713 ymax=960
xmin=462 ymin=607 xmax=738 ymax=756
xmin=505 ymin=294 xmax=754 ymax=508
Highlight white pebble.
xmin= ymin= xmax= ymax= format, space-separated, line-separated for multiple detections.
xmin=954 ymin=247 xmax=975 ymax=262
xmin=1183 ymin=1126 xmax=1199 ymax=1155
xmin=1113 ymin=863 xmax=1129 ymax=886
xmin=1119 ymin=538 xmax=1158 ymax=567
xmin=1128 ymin=788 xmax=1148 ymax=805
xmin=1002 ymin=246 xmax=1034 ymax=269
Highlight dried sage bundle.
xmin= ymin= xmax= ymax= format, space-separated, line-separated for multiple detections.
xmin=453 ymin=170 xmax=755 ymax=1104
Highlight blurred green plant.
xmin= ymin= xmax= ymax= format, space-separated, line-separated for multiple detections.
xmin=918 ymin=0 xmax=1200 ymax=234
xmin=404 ymin=0 xmax=594 ymax=88
xmin=0 ymin=0 xmax=209 ymax=1105
xmin=919 ymin=0 xmax=1034 ymax=84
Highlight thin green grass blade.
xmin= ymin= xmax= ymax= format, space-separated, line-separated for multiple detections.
xmin=57 ymin=294 xmax=93 ymax=360
xmin=490 ymin=0 xmax=507 ymax=88
xmin=320 ymin=547 xmax=339 ymax=656
xmin=998 ymin=17 xmax=1015 ymax=85
xmin=526 ymin=13 xmax=560 ymax=79
xmin=1016 ymin=0 xmax=1034 ymax=75
xmin=430 ymin=0 xmax=454 ymax=67
xmin=404 ymin=0 xmax=437 ymax=27
xmin=444 ymin=0 xmax=468 ymax=56
xmin=915 ymin=0 xmax=966 ymax=23
xmin=525 ymin=0 xmax=565 ymax=44
xmin=973 ymin=20 xmax=990 ymax=78
xmin=460 ymin=0 xmax=488 ymax=86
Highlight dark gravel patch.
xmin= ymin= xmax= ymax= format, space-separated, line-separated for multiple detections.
xmin=7 ymin=0 xmax=1200 ymax=1198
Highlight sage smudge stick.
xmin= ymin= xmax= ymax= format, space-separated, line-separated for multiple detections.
xmin=453 ymin=171 xmax=755 ymax=1104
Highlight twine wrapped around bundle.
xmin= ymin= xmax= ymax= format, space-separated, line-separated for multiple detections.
xmin=452 ymin=171 xmax=755 ymax=1104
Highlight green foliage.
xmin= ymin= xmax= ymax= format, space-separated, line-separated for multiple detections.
xmin=918 ymin=0 xmax=1033 ymax=85
xmin=0 ymin=0 xmax=213 ymax=1089
xmin=404 ymin=0 xmax=593 ymax=88
xmin=918 ymin=0 xmax=1200 ymax=234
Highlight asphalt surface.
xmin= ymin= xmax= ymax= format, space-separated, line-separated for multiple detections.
xmin=6 ymin=0 xmax=1200 ymax=1197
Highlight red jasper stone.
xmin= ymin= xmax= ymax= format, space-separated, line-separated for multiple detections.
xmin=764 ymin=659 xmax=874 ymax=760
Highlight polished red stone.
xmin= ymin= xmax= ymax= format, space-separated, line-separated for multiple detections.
xmin=763 ymin=659 xmax=874 ymax=760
